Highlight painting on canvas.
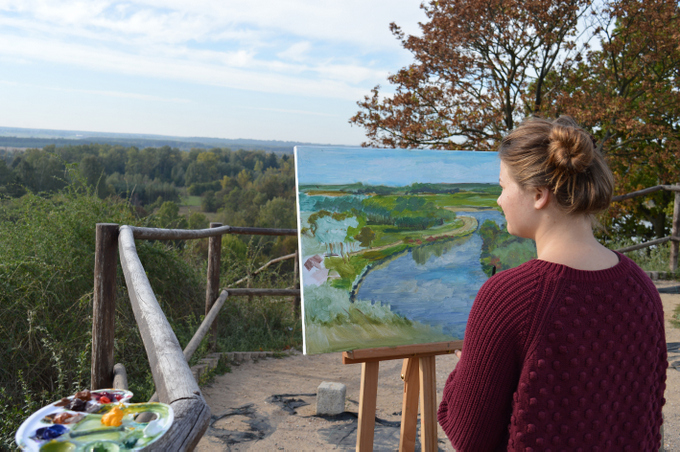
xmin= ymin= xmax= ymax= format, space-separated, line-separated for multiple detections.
xmin=295 ymin=146 xmax=536 ymax=355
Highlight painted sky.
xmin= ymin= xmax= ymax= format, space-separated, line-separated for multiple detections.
xmin=295 ymin=146 xmax=500 ymax=186
xmin=0 ymin=1 xmax=428 ymax=145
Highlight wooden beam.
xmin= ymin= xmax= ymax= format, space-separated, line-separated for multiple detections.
xmin=91 ymin=223 xmax=119 ymax=390
xmin=130 ymin=225 xmax=296 ymax=241
xmin=186 ymin=290 xmax=229 ymax=362
xmin=615 ymin=236 xmax=673 ymax=253
xmin=146 ymin=290 xmax=231 ymax=404
xmin=399 ymin=358 xmax=420 ymax=452
xmin=150 ymin=396 xmax=211 ymax=451
xmin=222 ymin=288 xmax=300 ymax=297
xmin=112 ymin=363 xmax=128 ymax=390
xmin=671 ymin=191 xmax=680 ymax=272
xmin=419 ymin=356 xmax=438 ymax=452
xmin=206 ymin=222 xmax=222 ymax=349
xmin=357 ymin=361 xmax=380 ymax=451
xmin=118 ymin=226 xmax=209 ymax=447
xmin=229 ymin=253 xmax=297 ymax=287
xmin=611 ymin=184 xmax=680 ymax=203
xmin=343 ymin=341 xmax=463 ymax=364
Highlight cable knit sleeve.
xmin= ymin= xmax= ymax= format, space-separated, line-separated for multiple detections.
xmin=437 ymin=265 xmax=540 ymax=451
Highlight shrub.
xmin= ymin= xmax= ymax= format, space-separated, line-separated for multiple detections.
xmin=0 ymin=190 xmax=204 ymax=448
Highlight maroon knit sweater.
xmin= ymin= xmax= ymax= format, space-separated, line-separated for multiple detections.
xmin=438 ymin=253 xmax=667 ymax=451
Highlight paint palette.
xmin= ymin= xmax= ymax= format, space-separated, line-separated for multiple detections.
xmin=15 ymin=389 xmax=174 ymax=451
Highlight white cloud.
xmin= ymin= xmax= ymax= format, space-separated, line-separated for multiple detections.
xmin=277 ymin=41 xmax=312 ymax=63
xmin=0 ymin=0 xmax=428 ymax=142
xmin=0 ymin=1 xmax=426 ymax=92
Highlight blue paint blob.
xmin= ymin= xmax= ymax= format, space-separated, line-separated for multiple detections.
xmin=34 ymin=424 xmax=68 ymax=440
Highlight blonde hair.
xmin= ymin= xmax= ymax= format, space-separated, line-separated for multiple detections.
xmin=498 ymin=116 xmax=614 ymax=214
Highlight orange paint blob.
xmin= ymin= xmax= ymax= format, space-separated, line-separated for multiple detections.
xmin=101 ymin=405 xmax=124 ymax=427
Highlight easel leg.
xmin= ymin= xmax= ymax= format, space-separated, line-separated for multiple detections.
xmin=399 ymin=357 xmax=420 ymax=452
xmin=357 ymin=361 xmax=380 ymax=451
xmin=419 ymin=355 xmax=438 ymax=452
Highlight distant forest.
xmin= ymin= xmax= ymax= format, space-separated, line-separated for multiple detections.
xmin=0 ymin=136 xmax=295 ymax=154
xmin=0 ymin=143 xmax=298 ymax=237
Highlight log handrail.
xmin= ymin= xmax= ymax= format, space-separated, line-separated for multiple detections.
xmin=610 ymin=184 xmax=680 ymax=273
xmin=130 ymin=225 xmax=296 ymax=240
xmin=118 ymin=226 xmax=211 ymax=450
xmin=92 ymin=221 xmax=301 ymax=450
xmin=611 ymin=184 xmax=680 ymax=203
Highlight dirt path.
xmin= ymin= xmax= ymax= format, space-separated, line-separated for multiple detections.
xmin=196 ymin=282 xmax=680 ymax=451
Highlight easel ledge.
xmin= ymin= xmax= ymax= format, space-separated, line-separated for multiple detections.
xmin=342 ymin=341 xmax=463 ymax=451
xmin=342 ymin=340 xmax=463 ymax=364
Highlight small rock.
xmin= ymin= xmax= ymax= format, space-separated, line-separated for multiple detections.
xmin=316 ymin=382 xmax=346 ymax=416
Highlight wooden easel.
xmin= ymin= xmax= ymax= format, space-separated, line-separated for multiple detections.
xmin=342 ymin=341 xmax=463 ymax=451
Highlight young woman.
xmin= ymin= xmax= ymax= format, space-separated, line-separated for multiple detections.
xmin=437 ymin=116 xmax=667 ymax=451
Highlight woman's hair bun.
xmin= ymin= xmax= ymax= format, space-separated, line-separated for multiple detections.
xmin=546 ymin=119 xmax=594 ymax=175
xmin=498 ymin=115 xmax=614 ymax=215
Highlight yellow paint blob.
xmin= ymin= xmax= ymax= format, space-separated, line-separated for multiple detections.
xmin=100 ymin=405 xmax=124 ymax=427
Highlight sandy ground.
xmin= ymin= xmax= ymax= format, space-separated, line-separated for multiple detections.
xmin=196 ymin=282 xmax=680 ymax=451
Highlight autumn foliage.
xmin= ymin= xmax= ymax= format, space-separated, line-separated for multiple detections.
xmin=351 ymin=0 xmax=680 ymax=239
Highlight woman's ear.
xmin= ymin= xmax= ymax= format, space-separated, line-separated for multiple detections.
xmin=534 ymin=186 xmax=551 ymax=210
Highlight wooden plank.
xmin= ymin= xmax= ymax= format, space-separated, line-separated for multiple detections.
xmin=399 ymin=358 xmax=420 ymax=452
xmin=229 ymin=253 xmax=297 ymax=287
xmin=118 ymin=226 xmax=205 ymax=405
xmin=91 ymin=223 xmax=119 ymax=390
xmin=186 ymin=290 xmax=229 ymax=362
xmin=149 ymin=395 xmax=211 ymax=451
xmin=611 ymin=184 xmax=680 ymax=203
xmin=145 ymin=290 xmax=231 ymax=404
xmin=206 ymin=222 xmax=222 ymax=349
xmin=223 ymin=288 xmax=300 ymax=297
xmin=357 ymin=361 xmax=380 ymax=452
xmin=419 ymin=355 xmax=438 ymax=452
xmin=131 ymin=225 xmax=296 ymax=240
xmin=616 ymin=236 xmax=673 ymax=253
xmin=112 ymin=363 xmax=128 ymax=390
xmin=611 ymin=185 xmax=666 ymax=202
xmin=343 ymin=341 xmax=463 ymax=364
xmin=671 ymin=191 xmax=680 ymax=272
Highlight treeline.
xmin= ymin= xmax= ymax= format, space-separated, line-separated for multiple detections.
xmin=0 ymin=143 xmax=297 ymax=240
xmin=0 ymin=143 xmax=302 ymax=447
xmin=300 ymin=182 xmax=499 ymax=196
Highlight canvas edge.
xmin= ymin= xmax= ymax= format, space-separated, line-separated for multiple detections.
xmin=293 ymin=146 xmax=308 ymax=355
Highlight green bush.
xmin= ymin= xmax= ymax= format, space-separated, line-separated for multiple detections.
xmin=0 ymin=188 xmax=302 ymax=448
xmin=0 ymin=190 xmax=204 ymax=448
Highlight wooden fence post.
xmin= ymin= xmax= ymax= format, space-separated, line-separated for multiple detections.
xmin=206 ymin=222 xmax=222 ymax=350
xmin=293 ymin=251 xmax=300 ymax=319
xmin=671 ymin=190 xmax=680 ymax=273
xmin=91 ymin=223 xmax=119 ymax=390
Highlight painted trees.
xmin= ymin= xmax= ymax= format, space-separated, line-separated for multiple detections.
xmin=350 ymin=0 xmax=592 ymax=150
xmin=306 ymin=210 xmax=361 ymax=258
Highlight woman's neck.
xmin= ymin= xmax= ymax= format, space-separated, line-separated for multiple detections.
xmin=533 ymin=211 xmax=618 ymax=271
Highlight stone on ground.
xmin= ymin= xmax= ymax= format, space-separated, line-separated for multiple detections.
xmin=316 ymin=381 xmax=346 ymax=416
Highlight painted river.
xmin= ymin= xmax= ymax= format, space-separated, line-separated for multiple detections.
xmin=355 ymin=210 xmax=506 ymax=340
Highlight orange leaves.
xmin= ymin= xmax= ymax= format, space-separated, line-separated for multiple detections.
xmin=350 ymin=0 xmax=593 ymax=150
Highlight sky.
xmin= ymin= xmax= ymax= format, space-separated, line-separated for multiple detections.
xmin=296 ymin=146 xmax=500 ymax=186
xmin=0 ymin=1 xmax=428 ymax=145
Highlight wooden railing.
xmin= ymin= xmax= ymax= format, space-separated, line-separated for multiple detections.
xmin=611 ymin=184 xmax=680 ymax=272
xmin=90 ymin=222 xmax=297 ymax=450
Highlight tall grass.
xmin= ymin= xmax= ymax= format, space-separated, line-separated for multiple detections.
xmin=0 ymin=188 xmax=301 ymax=448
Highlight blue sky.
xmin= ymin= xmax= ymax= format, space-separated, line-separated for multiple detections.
xmin=295 ymin=146 xmax=500 ymax=186
xmin=0 ymin=1 xmax=428 ymax=145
